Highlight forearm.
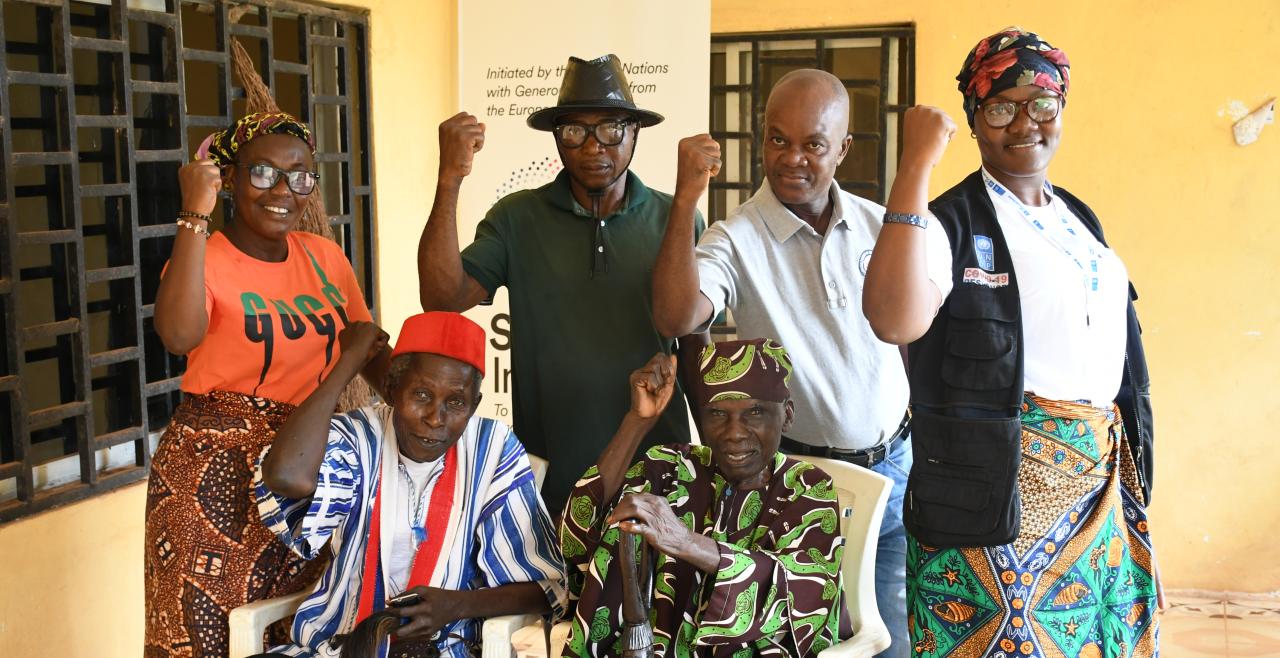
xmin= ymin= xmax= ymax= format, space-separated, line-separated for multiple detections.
xmin=595 ymin=412 xmax=659 ymax=502
xmin=450 ymin=582 xmax=551 ymax=622
xmin=360 ymin=345 xmax=392 ymax=400
xmin=262 ymin=355 xmax=363 ymax=497
xmin=154 ymin=228 xmax=209 ymax=354
xmin=652 ymin=195 xmax=707 ymax=338
xmin=673 ymin=532 xmax=721 ymax=574
xmin=863 ymin=161 xmax=942 ymax=344
xmin=418 ymin=177 xmax=471 ymax=311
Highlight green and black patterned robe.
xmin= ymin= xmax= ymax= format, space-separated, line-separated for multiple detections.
xmin=560 ymin=443 xmax=849 ymax=658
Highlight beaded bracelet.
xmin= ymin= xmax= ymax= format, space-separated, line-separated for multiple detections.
xmin=176 ymin=218 xmax=209 ymax=238
xmin=176 ymin=210 xmax=212 ymax=223
xmin=883 ymin=211 xmax=928 ymax=229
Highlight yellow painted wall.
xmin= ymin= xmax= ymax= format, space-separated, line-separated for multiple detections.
xmin=713 ymin=0 xmax=1280 ymax=593
xmin=3 ymin=2 xmax=1277 ymax=656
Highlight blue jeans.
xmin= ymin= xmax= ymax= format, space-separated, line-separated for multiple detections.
xmin=869 ymin=435 xmax=911 ymax=658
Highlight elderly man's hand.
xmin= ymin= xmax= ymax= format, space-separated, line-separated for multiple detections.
xmin=900 ymin=105 xmax=956 ymax=171
xmin=610 ymin=492 xmax=697 ymax=557
xmin=337 ymin=321 xmax=389 ymax=367
xmin=629 ymin=352 xmax=677 ymax=420
xmin=438 ymin=112 xmax=486 ymax=181
xmin=673 ymin=134 xmax=722 ymax=203
xmin=390 ymin=586 xmax=457 ymax=640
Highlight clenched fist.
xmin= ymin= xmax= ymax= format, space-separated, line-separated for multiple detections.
xmin=673 ymin=134 xmax=722 ymax=202
xmin=900 ymin=106 xmax=957 ymax=171
xmin=178 ymin=157 xmax=223 ymax=216
xmin=438 ymin=112 xmax=486 ymax=181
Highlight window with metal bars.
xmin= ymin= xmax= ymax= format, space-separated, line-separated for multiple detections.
xmin=0 ymin=0 xmax=376 ymax=522
xmin=709 ymin=26 xmax=915 ymax=222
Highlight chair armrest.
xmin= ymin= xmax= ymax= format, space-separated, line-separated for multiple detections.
xmin=482 ymin=614 xmax=542 ymax=658
xmin=817 ymin=621 xmax=892 ymax=658
xmin=228 ymin=590 xmax=309 ymax=658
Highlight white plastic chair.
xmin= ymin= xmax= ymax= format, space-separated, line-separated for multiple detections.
xmin=487 ymin=454 xmax=895 ymax=658
xmin=228 ymin=455 xmax=553 ymax=658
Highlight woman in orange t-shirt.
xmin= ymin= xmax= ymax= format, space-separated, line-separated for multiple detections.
xmin=144 ymin=112 xmax=389 ymax=658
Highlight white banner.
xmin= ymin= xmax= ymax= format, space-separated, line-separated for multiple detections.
xmin=456 ymin=0 xmax=710 ymax=421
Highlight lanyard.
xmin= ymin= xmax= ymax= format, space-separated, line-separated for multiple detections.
xmin=981 ymin=170 xmax=1101 ymax=324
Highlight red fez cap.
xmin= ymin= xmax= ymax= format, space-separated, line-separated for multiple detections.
xmin=390 ymin=312 xmax=486 ymax=376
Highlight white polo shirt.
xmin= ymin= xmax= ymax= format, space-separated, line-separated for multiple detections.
xmin=695 ymin=182 xmax=948 ymax=450
xmin=925 ymin=169 xmax=1129 ymax=405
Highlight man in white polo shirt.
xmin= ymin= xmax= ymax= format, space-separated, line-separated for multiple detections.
xmin=652 ymin=69 xmax=949 ymax=658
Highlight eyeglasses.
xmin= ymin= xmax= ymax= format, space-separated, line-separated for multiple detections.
xmin=979 ymin=95 xmax=1062 ymax=128
xmin=239 ymin=163 xmax=320 ymax=195
xmin=552 ymin=119 xmax=634 ymax=148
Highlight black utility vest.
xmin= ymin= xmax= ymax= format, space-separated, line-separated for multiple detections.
xmin=909 ymin=171 xmax=1155 ymax=502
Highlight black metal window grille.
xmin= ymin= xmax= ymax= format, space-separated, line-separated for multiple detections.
xmin=0 ymin=0 xmax=376 ymax=522
xmin=709 ymin=26 xmax=915 ymax=222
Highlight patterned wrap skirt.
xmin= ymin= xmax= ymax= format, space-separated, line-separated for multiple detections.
xmin=907 ymin=394 xmax=1159 ymax=658
xmin=144 ymin=391 xmax=325 ymax=658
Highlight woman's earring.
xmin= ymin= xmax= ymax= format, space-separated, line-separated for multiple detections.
xmin=969 ymin=131 xmax=977 ymax=139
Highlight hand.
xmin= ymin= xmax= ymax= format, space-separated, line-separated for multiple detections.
xmin=178 ymin=157 xmax=222 ymax=216
xmin=673 ymin=134 xmax=722 ymax=202
xmin=391 ymin=586 xmax=457 ymax=639
xmin=900 ymin=106 xmax=957 ymax=170
xmin=608 ymin=492 xmax=693 ymax=557
xmin=628 ymin=353 xmax=677 ymax=420
xmin=338 ymin=321 xmax=389 ymax=367
xmin=438 ymin=112 xmax=486 ymax=181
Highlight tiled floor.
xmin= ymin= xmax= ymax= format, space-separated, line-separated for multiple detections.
xmin=1163 ymin=592 xmax=1280 ymax=657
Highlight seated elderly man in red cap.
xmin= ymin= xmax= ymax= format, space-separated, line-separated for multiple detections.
xmin=560 ymin=339 xmax=848 ymax=658
xmin=254 ymin=313 xmax=566 ymax=658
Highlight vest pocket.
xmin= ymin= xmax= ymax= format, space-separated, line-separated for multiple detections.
xmin=941 ymin=328 xmax=1017 ymax=390
xmin=904 ymin=410 xmax=1022 ymax=547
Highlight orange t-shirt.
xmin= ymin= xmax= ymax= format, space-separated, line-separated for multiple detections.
xmin=180 ymin=231 xmax=372 ymax=405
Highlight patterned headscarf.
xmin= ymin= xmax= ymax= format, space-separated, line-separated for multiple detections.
xmin=956 ymin=28 xmax=1070 ymax=127
xmin=197 ymin=111 xmax=315 ymax=166
xmin=694 ymin=338 xmax=793 ymax=406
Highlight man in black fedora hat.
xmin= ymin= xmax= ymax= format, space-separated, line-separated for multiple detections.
xmin=417 ymin=54 xmax=703 ymax=514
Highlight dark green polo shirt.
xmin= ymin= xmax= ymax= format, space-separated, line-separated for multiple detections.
xmin=461 ymin=170 xmax=703 ymax=512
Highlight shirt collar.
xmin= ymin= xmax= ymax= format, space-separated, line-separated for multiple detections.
xmin=756 ymin=180 xmax=846 ymax=242
xmin=546 ymin=169 xmax=651 ymax=218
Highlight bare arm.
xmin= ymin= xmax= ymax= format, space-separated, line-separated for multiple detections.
xmin=418 ymin=112 xmax=491 ymax=312
xmin=863 ymin=106 xmax=956 ymax=345
xmin=652 ymin=135 xmax=721 ymax=338
xmin=593 ymin=353 xmax=678 ymax=502
xmin=154 ymin=158 xmax=222 ymax=354
xmin=261 ymin=321 xmax=388 ymax=498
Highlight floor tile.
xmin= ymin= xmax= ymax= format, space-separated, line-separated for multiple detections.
xmin=1160 ymin=614 xmax=1229 ymax=657
xmin=1226 ymin=599 xmax=1280 ymax=620
xmin=1165 ymin=593 xmax=1227 ymax=618
xmin=1224 ymin=617 xmax=1280 ymax=657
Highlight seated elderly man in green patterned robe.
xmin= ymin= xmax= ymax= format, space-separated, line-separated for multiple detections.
xmin=560 ymin=338 xmax=850 ymax=658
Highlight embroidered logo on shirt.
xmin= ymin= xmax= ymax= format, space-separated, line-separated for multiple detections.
xmin=858 ymin=249 xmax=872 ymax=275
xmin=973 ymin=235 xmax=996 ymax=271
xmin=963 ymin=267 xmax=1009 ymax=288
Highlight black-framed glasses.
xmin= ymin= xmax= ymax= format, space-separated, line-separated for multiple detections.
xmin=240 ymin=163 xmax=320 ymax=195
xmin=980 ymin=95 xmax=1062 ymax=128
xmin=552 ymin=119 xmax=634 ymax=148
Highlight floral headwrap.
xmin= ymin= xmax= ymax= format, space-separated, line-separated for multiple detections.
xmin=197 ymin=111 xmax=315 ymax=166
xmin=957 ymin=28 xmax=1070 ymax=127
xmin=694 ymin=338 xmax=793 ymax=406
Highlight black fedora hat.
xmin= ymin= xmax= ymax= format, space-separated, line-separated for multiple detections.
xmin=527 ymin=54 xmax=664 ymax=131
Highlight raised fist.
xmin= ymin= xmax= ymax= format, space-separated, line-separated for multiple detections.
xmin=438 ymin=112 xmax=486 ymax=181
xmin=673 ymin=134 xmax=722 ymax=202
xmin=900 ymin=106 xmax=957 ymax=170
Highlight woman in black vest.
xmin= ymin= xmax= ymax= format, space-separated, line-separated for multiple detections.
xmin=863 ymin=29 xmax=1159 ymax=657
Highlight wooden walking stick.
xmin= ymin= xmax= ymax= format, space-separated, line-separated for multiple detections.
xmin=619 ymin=529 xmax=655 ymax=658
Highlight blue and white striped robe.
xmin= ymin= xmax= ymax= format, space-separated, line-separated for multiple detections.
xmin=255 ymin=404 xmax=567 ymax=658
